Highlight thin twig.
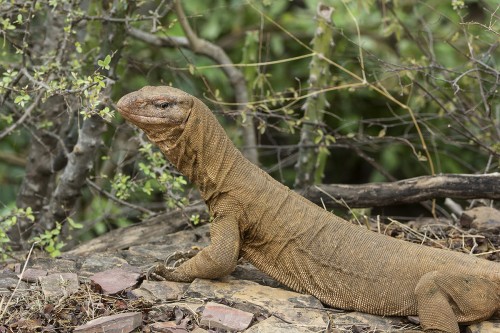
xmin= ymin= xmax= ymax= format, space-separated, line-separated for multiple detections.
xmin=0 ymin=92 xmax=43 ymax=141
xmin=86 ymin=179 xmax=156 ymax=215
xmin=341 ymin=0 xmax=366 ymax=82
xmin=248 ymin=2 xmax=436 ymax=177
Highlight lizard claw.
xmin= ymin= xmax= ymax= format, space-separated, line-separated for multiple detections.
xmin=146 ymin=263 xmax=175 ymax=281
xmin=145 ymin=249 xmax=199 ymax=281
xmin=165 ymin=249 xmax=199 ymax=267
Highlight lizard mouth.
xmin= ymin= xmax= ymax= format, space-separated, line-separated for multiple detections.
xmin=118 ymin=107 xmax=191 ymax=127
xmin=118 ymin=109 xmax=172 ymax=125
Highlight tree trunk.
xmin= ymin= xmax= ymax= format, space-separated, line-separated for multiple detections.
xmin=12 ymin=11 xmax=71 ymax=248
xmin=295 ymin=4 xmax=335 ymax=188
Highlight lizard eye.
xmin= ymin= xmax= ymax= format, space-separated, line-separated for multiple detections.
xmin=156 ymin=101 xmax=175 ymax=109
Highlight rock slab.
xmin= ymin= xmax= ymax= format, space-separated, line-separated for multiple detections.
xmin=74 ymin=312 xmax=142 ymax=333
xmin=333 ymin=311 xmax=407 ymax=331
xmin=132 ymin=280 xmax=189 ymax=301
xmin=187 ymin=278 xmax=328 ymax=329
xmin=90 ymin=267 xmax=140 ymax=294
xmin=150 ymin=321 xmax=189 ymax=333
xmin=18 ymin=268 xmax=47 ymax=282
xmin=245 ymin=316 xmax=314 ymax=333
xmin=466 ymin=320 xmax=500 ymax=333
xmin=38 ymin=273 xmax=79 ymax=299
xmin=200 ymin=302 xmax=253 ymax=331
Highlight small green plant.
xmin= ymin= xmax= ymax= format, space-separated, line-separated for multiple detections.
xmin=111 ymin=172 xmax=135 ymax=200
xmin=32 ymin=222 xmax=64 ymax=257
xmin=190 ymin=214 xmax=201 ymax=226
xmin=32 ymin=217 xmax=83 ymax=258
xmin=137 ymin=142 xmax=189 ymax=208
xmin=0 ymin=207 xmax=35 ymax=261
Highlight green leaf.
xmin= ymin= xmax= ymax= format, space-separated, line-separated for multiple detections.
xmin=75 ymin=42 xmax=82 ymax=53
xmin=67 ymin=217 xmax=83 ymax=230
xmin=142 ymin=180 xmax=153 ymax=195
xmin=98 ymin=55 xmax=111 ymax=70
xmin=14 ymin=93 xmax=31 ymax=106
xmin=1 ymin=18 xmax=16 ymax=30
xmin=417 ymin=151 xmax=428 ymax=161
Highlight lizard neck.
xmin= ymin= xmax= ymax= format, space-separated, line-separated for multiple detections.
xmin=155 ymin=101 xmax=248 ymax=202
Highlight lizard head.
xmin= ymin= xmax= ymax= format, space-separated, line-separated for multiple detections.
xmin=116 ymin=86 xmax=194 ymax=144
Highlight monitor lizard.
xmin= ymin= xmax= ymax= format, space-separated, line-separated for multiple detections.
xmin=116 ymin=86 xmax=499 ymax=333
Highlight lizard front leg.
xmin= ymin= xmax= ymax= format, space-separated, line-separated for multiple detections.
xmin=148 ymin=206 xmax=241 ymax=283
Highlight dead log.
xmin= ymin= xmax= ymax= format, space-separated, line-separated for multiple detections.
xmin=66 ymin=204 xmax=207 ymax=255
xmin=303 ymin=173 xmax=500 ymax=208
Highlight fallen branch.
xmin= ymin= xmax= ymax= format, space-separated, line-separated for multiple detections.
xmin=303 ymin=173 xmax=500 ymax=208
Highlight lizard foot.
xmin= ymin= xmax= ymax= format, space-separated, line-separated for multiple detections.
xmin=145 ymin=263 xmax=193 ymax=283
xmin=146 ymin=263 xmax=172 ymax=281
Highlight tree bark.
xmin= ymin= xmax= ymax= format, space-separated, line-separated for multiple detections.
xmin=294 ymin=4 xmax=335 ymax=189
xmin=39 ymin=115 xmax=106 ymax=229
xmin=12 ymin=10 xmax=71 ymax=247
xmin=302 ymin=173 xmax=500 ymax=208
xmin=38 ymin=1 xmax=127 ymax=233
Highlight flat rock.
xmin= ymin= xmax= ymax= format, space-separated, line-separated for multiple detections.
xmin=18 ymin=268 xmax=47 ymax=282
xmin=30 ymin=258 xmax=77 ymax=272
xmin=132 ymin=280 xmax=189 ymax=302
xmin=190 ymin=328 xmax=208 ymax=333
xmin=0 ymin=270 xmax=28 ymax=296
xmin=39 ymin=273 xmax=79 ymax=299
xmin=332 ymin=311 xmax=409 ymax=332
xmin=466 ymin=320 xmax=500 ymax=333
xmin=148 ymin=301 xmax=205 ymax=325
xmin=186 ymin=278 xmax=328 ymax=329
xmin=124 ymin=225 xmax=210 ymax=266
xmin=460 ymin=207 xmax=500 ymax=233
xmin=230 ymin=261 xmax=283 ymax=288
xmin=152 ymin=301 xmax=205 ymax=314
xmin=200 ymin=302 xmax=253 ymax=331
xmin=90 ymin=268 xmax=140 ymax=294
xmin=150 ymin=321 xmax=189 ymax=333
xmin=79 ymin=253 xmax=130 ymax=276
xmin=74 ymin=312 xmax=142 ymax=333
xmin=245 ymin=316 xmax=315 ymax=333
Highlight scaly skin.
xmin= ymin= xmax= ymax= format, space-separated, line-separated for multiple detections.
xmin=117 ymin=86 xmax=500 ymax=333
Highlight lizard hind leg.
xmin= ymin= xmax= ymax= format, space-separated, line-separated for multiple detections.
xmin=414 ymin=271 xmax=499 ymax=333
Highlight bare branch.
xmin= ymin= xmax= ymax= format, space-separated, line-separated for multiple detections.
xmin=86 ymin=179 xmax=155 ymax=215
